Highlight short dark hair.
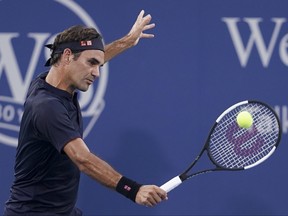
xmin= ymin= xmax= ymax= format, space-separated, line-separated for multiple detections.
xmin=50 ymin=25 xmax=101 ymax=65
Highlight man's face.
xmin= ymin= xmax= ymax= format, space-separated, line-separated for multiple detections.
xmin=67 ymin=49 xmax=104 ymax=92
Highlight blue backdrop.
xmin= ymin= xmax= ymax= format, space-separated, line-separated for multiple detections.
xmin=0 ymin=0 xmax=287 ymax=215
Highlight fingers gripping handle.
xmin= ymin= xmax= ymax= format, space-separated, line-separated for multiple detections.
xmin=160 ymin=176 xmax=182 ymax=193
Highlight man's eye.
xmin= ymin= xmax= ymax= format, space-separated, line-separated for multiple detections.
xmin=88 ymin=59 xmax=99 ymax=66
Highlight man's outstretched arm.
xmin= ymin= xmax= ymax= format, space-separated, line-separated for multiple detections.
xmin=63 ymin=138 xmax=167 ymax=207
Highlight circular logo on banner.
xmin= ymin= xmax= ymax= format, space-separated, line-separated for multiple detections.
xmin=0 ymin=0 xmax=108 ymax=147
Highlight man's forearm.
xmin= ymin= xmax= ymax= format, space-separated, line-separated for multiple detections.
xmin=79 ymin=152 xmax=122 ymax=189
xmin=104 ymin=34 xmax=134 ymax=62
xmin=78 ymin=152 xmax=142 ymax=202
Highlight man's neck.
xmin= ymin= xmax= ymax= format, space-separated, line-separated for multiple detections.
xmin=45 ymin=66 xmax=73 ymax=94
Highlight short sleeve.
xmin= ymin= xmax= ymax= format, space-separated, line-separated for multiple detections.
xmin=33 ymin=98 xmax=81 ymax=152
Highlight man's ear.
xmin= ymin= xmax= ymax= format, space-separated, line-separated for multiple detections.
xmin=63 ymin=48 xmax=72 ymax=63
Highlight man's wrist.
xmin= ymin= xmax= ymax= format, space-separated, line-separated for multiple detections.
xmin=116 ymin=176 xmax=142 ymax=202
xmin=122 ymin=33 xmax=137 ymax=48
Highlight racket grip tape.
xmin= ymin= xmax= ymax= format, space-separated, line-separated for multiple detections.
xmin=160 ymin=176 xmax=182 ymax=192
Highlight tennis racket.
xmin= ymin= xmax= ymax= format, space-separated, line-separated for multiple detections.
xmin=160 ymin=100 xmax=282 ymax=193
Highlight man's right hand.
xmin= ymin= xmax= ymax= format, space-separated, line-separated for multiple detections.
xmin=135 ymin=185 xmax=168 ymax=207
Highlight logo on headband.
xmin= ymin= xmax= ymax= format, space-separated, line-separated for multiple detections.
xmin=81 ymin=40 xmax=92 ymax=46
xmin=0 ymin=0 xmax=108 ymax=147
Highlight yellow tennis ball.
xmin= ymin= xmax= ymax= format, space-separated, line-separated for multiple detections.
xmin=236 ymin=111 xmax=253 ymax=128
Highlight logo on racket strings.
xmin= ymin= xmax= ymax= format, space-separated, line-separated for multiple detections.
xmin=225 ymin=114 xmax=276 ymax=157
xmin=226 ymin=124 xmax=264 ymax=157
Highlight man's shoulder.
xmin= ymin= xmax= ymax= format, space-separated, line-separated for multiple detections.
xmin=28 ymin=72 xmax=64 ymax=105
xmin=27 ymin=88 xmax=65 ymax=116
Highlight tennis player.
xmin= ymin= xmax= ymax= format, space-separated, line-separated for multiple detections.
xmin=4 ymin=10 xmax=167 ymax=216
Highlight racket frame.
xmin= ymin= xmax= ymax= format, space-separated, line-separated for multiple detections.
xmin=161 ymin=100 xmax=282 ymax=192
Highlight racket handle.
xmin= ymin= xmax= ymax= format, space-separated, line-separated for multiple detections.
xmin=160 ymin=176 xmax=182 ymax=193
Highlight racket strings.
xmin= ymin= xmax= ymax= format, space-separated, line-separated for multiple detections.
xmin=209 ymin=103 xmax=280 ymax=169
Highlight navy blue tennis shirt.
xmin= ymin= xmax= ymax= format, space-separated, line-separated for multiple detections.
xmin=5 ymin=72 xmax=83 ymax=216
